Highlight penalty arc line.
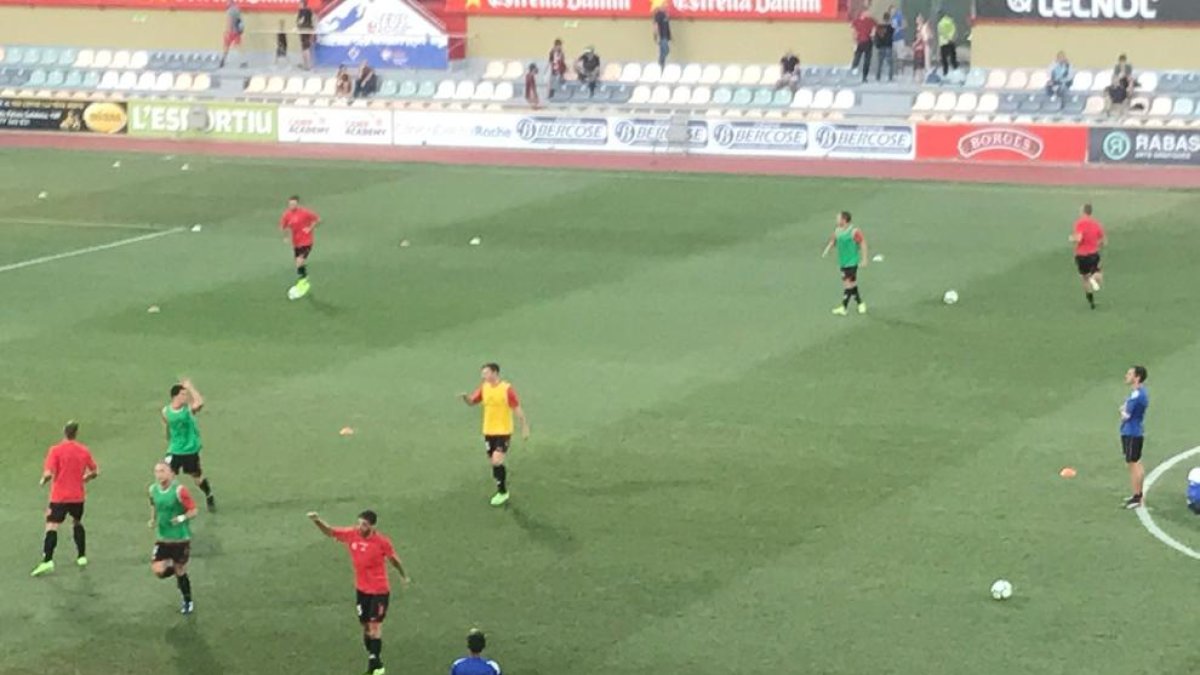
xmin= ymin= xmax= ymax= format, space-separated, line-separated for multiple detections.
xmin=1136 ymin=445 xmax=1200 ymax=561
xmin=0 ymin=227 xmax=185 ymax=274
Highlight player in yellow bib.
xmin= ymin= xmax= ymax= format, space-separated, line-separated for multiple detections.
xmin=461 ymin=363 xmax=530 ymax=506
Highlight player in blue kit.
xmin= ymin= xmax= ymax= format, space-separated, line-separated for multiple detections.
xmin=451 ymin=630 xmax=501 ymax=675
xmin=1119 ymin=365 xmax=1149 ymax=510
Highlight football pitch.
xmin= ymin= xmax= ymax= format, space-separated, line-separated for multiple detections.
xmin=3 ymin=147 xmax=1200 ymax=675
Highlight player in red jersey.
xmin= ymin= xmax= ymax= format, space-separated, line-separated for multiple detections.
xmin=31 ymin=421 xmax=99 ymax=577
xmin=308 ymin=510 xmax=410 ymax=675
xmin=1069 ymin=203 xmax=1106 ymax=310
xmin=280 ymin=195 xmax=321 ymax=298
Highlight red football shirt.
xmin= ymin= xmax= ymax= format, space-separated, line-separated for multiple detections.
xmin=44 ymin=440 xmax=97 ymax=503
xmin=280 ymin=207 xmax=319 ymax=247
xmin=1073 ymin=216 xmax=1105 ymax=255
xmin=332 ymin=528 xmax=396 ymax=594
xmin=852 ymin=15 xmax=876 ymax=43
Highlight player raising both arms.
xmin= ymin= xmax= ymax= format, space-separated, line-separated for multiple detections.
xmin=1070 ymin=203 xmax=1106 ymax=310
xmin=163 ymin=379 xmax=215 ymax=511
xmin=149 ymin=461 xmax=199 ymax=614
xmin=31 ymin=421 xmax=99 ymax=577
xmin=822 ymin=211 xmax=869 ymax=316
xmin=460 ymin=363 xmax=530 ymax=506
xmin=280 ymin=195 xmax=320 ymax=299
xmin=308 ymin=510 xmax=410 ymax=675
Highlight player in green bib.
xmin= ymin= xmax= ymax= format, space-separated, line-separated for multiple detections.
xmin=149 ymin=461 xmax=199 ymax=614
xmin=821 ymin=211 xmax=870 ymax=316
xmin=162 ymin=379 xmax=215 ymax=511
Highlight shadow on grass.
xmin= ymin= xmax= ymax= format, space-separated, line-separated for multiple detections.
xmin=166 ymin=620 xmax=224 ymax=675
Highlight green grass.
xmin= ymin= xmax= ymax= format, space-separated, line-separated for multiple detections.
xmin=2 ymin=148 xmax=1200 ymax=675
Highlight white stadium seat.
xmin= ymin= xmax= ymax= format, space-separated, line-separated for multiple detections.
xmin=502 ymin=61 xmax=523 ymax=79
xmin=699 ymin=64 xmax=721 ymax=85
xmin=118 ymin=71 xmax=137 ymax=91
xmin=130 ymin=50 xmax=149 ymax=70
xmin=1092 ymin=70 xmax=1112 ymax=91
xmin=934 ymin=91 xmax=957 ymax=111
xmin=1139 ymin=71 xmax=1159 ymax=92
xmin=474 ymin=81 xmax=495 ymax=101
xmin=791 ymin=88 xmax=814 ymax=110
xmin=760 ymin=64 xmax=781 ymax=86
xmin=246 ymin=75 xmax=267 ymax=93
xmin=1083 ymin=96 xmax=1106 ymax=115
xmin=832 ymin=89 xmax=855 ymax=110
xmin=1149 ymin=96 xmax=1172 ymax=116
xmin=650 ymin=84 xmax=670 ymax=104
xmin=620 ymin=63 xmax=642 ymax=83
xmin=493 ymin=81 xmax=514 ymax=101
xmin=173 ymin=73 xmax=194 ymax=91
xmin=690 ymin=86 xmax=712 ymax=105
xmin=135 ymin=71 xmax=156 ymax=90
xmin=1128 ymin=96 xmax=1150 ymax=115
xmin=719 ymin=64 xmax=742 ymax=85
xmin=303 ymin=77 xmax=323 ymax=96
xmin=191 ymin=73 xmax=211 ymax=91
xmin=1006 ymin=70 xmax=1029 ymax=89
xmin=811 ymin=88 xmax=834 ymax=110
xmin=1172 ymin=98 xmax=1195 ymax=116
xmin=265 ymin=76 xmax=285 ymax=94
xmin=679 ymin=63 xmax=702 ymax=85
xmin=955 ymin=92 xmax=978 ymax=113
xmin=640 ymin=62 xmax=662 ymax=84
xmin=629 ymin=84 xmax=651 ymax=104
xmin=92 ymin=50 xmax=113 ymax=69
xmin=602 ymin=62 xmax=623 ymax=82
xmin=659 ymin=63 xmax=682 ymax=84
xmin=1073 ymin=71 xmax=1094 ymax=92
xmin=670 ymin=85 xmax=690 ymax=105
xmin=284 ymin=76 xmax=304 ymax=95
xmin=482 ymin=60 xmax=504 ymax=79
xmin=434 ymin=79 xmax=456 ymax=99
xmin=740 ymin=65 xmax=762 ymax=86
xmin=985 ymin=69 xmax=1007 ymax=89
xmin=74 ymin=49 xmax=95 ymax=68
xmin=977 ymin=93 xmax=999 ymax=113
xmin=153 ymin=71 xmax=174 ymax=92
xmin=1028 ymin=70 xmax=1049 ymax=91
xmin=453 ymin=80 xmax=475 ymax=100
xmin=111 ymin=50 xmax=131 ymax=69
xmin=912 ymin=90 xmax=936 ymax=111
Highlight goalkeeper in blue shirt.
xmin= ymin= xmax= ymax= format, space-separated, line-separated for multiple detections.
xmin=451 ymin=629 xmax=501 ymax=675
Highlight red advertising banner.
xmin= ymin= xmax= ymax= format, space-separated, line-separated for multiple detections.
xmin=915 ymin=124 xmax=1088 ymax=164
xmin=448 ymin=0 xmax=839 ymax=21
xmin=0 ymin=0 xmax=298 ymax=10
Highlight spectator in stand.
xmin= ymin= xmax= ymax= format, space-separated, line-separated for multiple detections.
xmin=297 ymin=0 xmax=315 ymax=70
xmin=937 ymin=10 xmax=958 ymax=76
xmin=874 ymin=13 xmax=895 ymax=82
xmin=912 ymin=13 xmax=930 ymax=82
xmin=1106 ymin=53 xmax=1135 ymax=114
xmin=335 ymin=65 xmax=352 ymax=97
xmin=653 ymin=5 xmax=671 ymax=68
xmin=353 ymin=61 xmax=377 ymax=97
xmin=450 ymin=630 xmax=501 ymax=675
xmin=547 ymin=38 xmax=567 ymax=99
xmin=1045 ymin=51 xmax=1072 ymax=100
xmin=889 ymin=4 xmax=905 ymax=49
xmin=220 ymin=0 xmax=248 ymax=69
xmin=775 ymin=50 xmax=801 ymax=92
xmin=850 ymin=9 xmax=875 ymax=83
xmin=575 ymin=46 xmax=601 ymax=97
xmin=525 ymin=63 xmax=540 ymax=108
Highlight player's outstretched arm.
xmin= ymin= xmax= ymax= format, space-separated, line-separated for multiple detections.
xmin=460 ymin=389 xmax=482 ymax=407
xmin=515 ymin=405 xmax=531 ymax=440
xmin=821 ymin=236 xmax=834 ymax=258
xmin=39 ymin=470 xmax=52 ymax=486
xmin=175 ymin=486 xmax=199 ymax=523
xmin=181 ymin=379 xmax=204 ymax=413
xmin=858 ymin=235 xmax=869 ymax=267
xmin=307 ymin=512 xmax=335 ymax=537
xmin=388 ymin=554 xmax=410 ymax=585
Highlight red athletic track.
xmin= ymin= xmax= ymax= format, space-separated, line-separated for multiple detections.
xmin=1 ymin=132 xmax=1198 ymax=189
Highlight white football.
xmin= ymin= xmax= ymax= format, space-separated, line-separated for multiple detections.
xmin=943 ymin=290 xmax=959 ymax=305
xmin=990 ymin=579 xmax=1013 ymax=601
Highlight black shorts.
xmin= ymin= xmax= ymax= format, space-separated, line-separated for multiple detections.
xmin=46 ymin=502 xmax=84 ymax=524
xmin=293 ymin=245 xmax=312 ymax=259
xmin=168 ymin=453 xmax=202 ymax=477
xmin=484 ymin=435 xmax=511 ymax=455
xmin=152 ymin=541 xmax=191 ymax=565
xmin=841 ymin=266 xmax=858 ymax=282
xmin=1121 ymin=435 xmax=1144 ymax=463
xmin=356 ymin=591 xmax=390 ymax=623
xmin=1075 ymin=254 xmax=1101 ymax=276
xmin=300 ymin=34 xmax=314 ymax=50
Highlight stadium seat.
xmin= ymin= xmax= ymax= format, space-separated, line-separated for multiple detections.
xmin=699 ymin=64 xmax=721 ymax=85
xmin=111 ymin=50 xmax=131 ymax=69
xmin=1028 ymin=70 xmax=1049 ymax=91
xmin=679 ymin=63 xmax=701 ymax=85
xmin=912 ymin=90 xmax=936 ymax=111
xmin=719 ymin=65 xmax=742 ymax=85
xmin=453 ymin=80 xmax=475 ymax=100
xmin=1139 ymin=71 xmax=1159 ymax=92
xmin=1181 ymin=73 xmax=1200 ymax=94
xmin=760 ymin=64 xmax=781 ymax=86
xmin=641 ymin=62 xmax=662 ymax=84
xmin=98 ymin=70 xmax=119 ymax=90
xmin=483 ymin=60 xmax=504 ymax=79
xmin=284 ymin=76 xmax=304 ymax=95
xmin=473 ymin=80 xmax=494 ymax=101
xmin=27 ymin=69 xmax=47 ymax=86
xmin=501 ymin=61 xmax=522 ymax=79
xmin=21 ymin=49 xmax=41 ymax=66
xmin=954 ymin=91 xmax=977 ymax=113
xmin=934 ymin=91 xmax=956 ymax=112
xmin=135 ymin=71 xmax=156 ymax=90
xmin=264 ymin=76 xmax=285 ymax=94
xmin=740 ymin=65 xmax=763 ymax=86
xmin=669 ymin=84 xmax=690 ymax=105
xmin=731 ymin=88 xmax=752 ymax=106
xmin=690 ymin=85 xmax=711 ymax=105
xmin=320 ymin=77 xmax=337 ymax=97
xmin=1007 ymin=70 xmax=1029 ymax=90
xmin=660 ymin=63 xmax=681 ymax=84
xmin=977 ymin=93 xmax=999 ymax=114
xmin=791 ymin=88 xmax=814 ymax=110
xmin=771 ymin=89 xmax=792 ymax=107
xmin=648 ymin=84 xmax=669 ymax=104
xmin=1149 ymin=96 xmax=1172 ymax=116
xmin=303 ymin=76 xmax=324 ymax=96
xmin=832 ymin=89 xmax=855 ymax=110
xmin=1073 ymin=71 xmax=1093 ymax=92
xmin=619 ymin=63 xmax=642 ymax=83
xmin=93 ymin=50 xmax=113 ymax=69
xmin=82 ymin=70 xmax=100 ymax=88
xmin=397 ymin=80 xmax=418 ymax=98
xmin=750 ymin=88 xmax=771 ymax=106
xmin=417 ymin=81 xmax=436 ymax=98
xmin=192 ymin=72 xmax=212 ymax=91
xmin=433 ymin=79 xmax=455 ymax=99
xmin=74 ymin=49 xmax=94 ymax=68
xmin=1092 ymin=70 xmax=1112 ymax=91
xmin=629 ymin=84 xmax=651 ymax=104
xmin=811 ymin=88 xmax=834 ymax=110
xmin=63 ymin=70 xmax=83 ymax=87
xmin=602 ymin=62 xmax=622 ymax=82
xmin=131 ymin=50 xmax=149 ymax=70
xmin=1158 ymin=72 xmax=1184 ymax=92
xmin=1062 ymin=94 xmax=1087 ymax=115
xmin=711 ymin=87 xmax=732 ymax=105
xmin=153 ymin=71 xmax=174 ymax=91
xmin=245 ymin=75 xmax=266 ymax=93
xmin=1128 ymin=95 xmax=1150 ymax=115
xmin=1017 ymin=94 xmax=1042 ymax=114
xmin=964 ymin=68 xmax=986 ymax=88
xmin=984 ymin=69 xmax=1007 ymax=89
xmin=1172 ymin=97 xmax=1195 ymax=116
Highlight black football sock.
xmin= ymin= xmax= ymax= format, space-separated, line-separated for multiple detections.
xmin=852 ymin=286 xmax=863 ymax=304
xmin=1086 ymin=291 xmax=1095 ymax=308
xmin=177 ymin=574 xmax=192 ymax=602
xmin=198 ymin=479 xmax=212 ymax=496
xmin=492 ymin=464 xmax=508 ymax=494
xmin=73 ymin=523 xmax=86 ymax=558
xmin=42 ymin=530 xmax=58 ymax=562
xmin=842 ymin=289 xmax=852 ymax=309
xmin=297 ymin=265 xmax=307 ymax=279
xmin=366 ymin=638 xmax=383 ymax=670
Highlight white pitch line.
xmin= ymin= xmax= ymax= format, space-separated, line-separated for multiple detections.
xmin=1136 ymin=445 xmax=1200 ymax=561
xmin=0 ymin=227 xmax=185 ymax=274
xmin=0 ymin=216 xmax=168 ymax=231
